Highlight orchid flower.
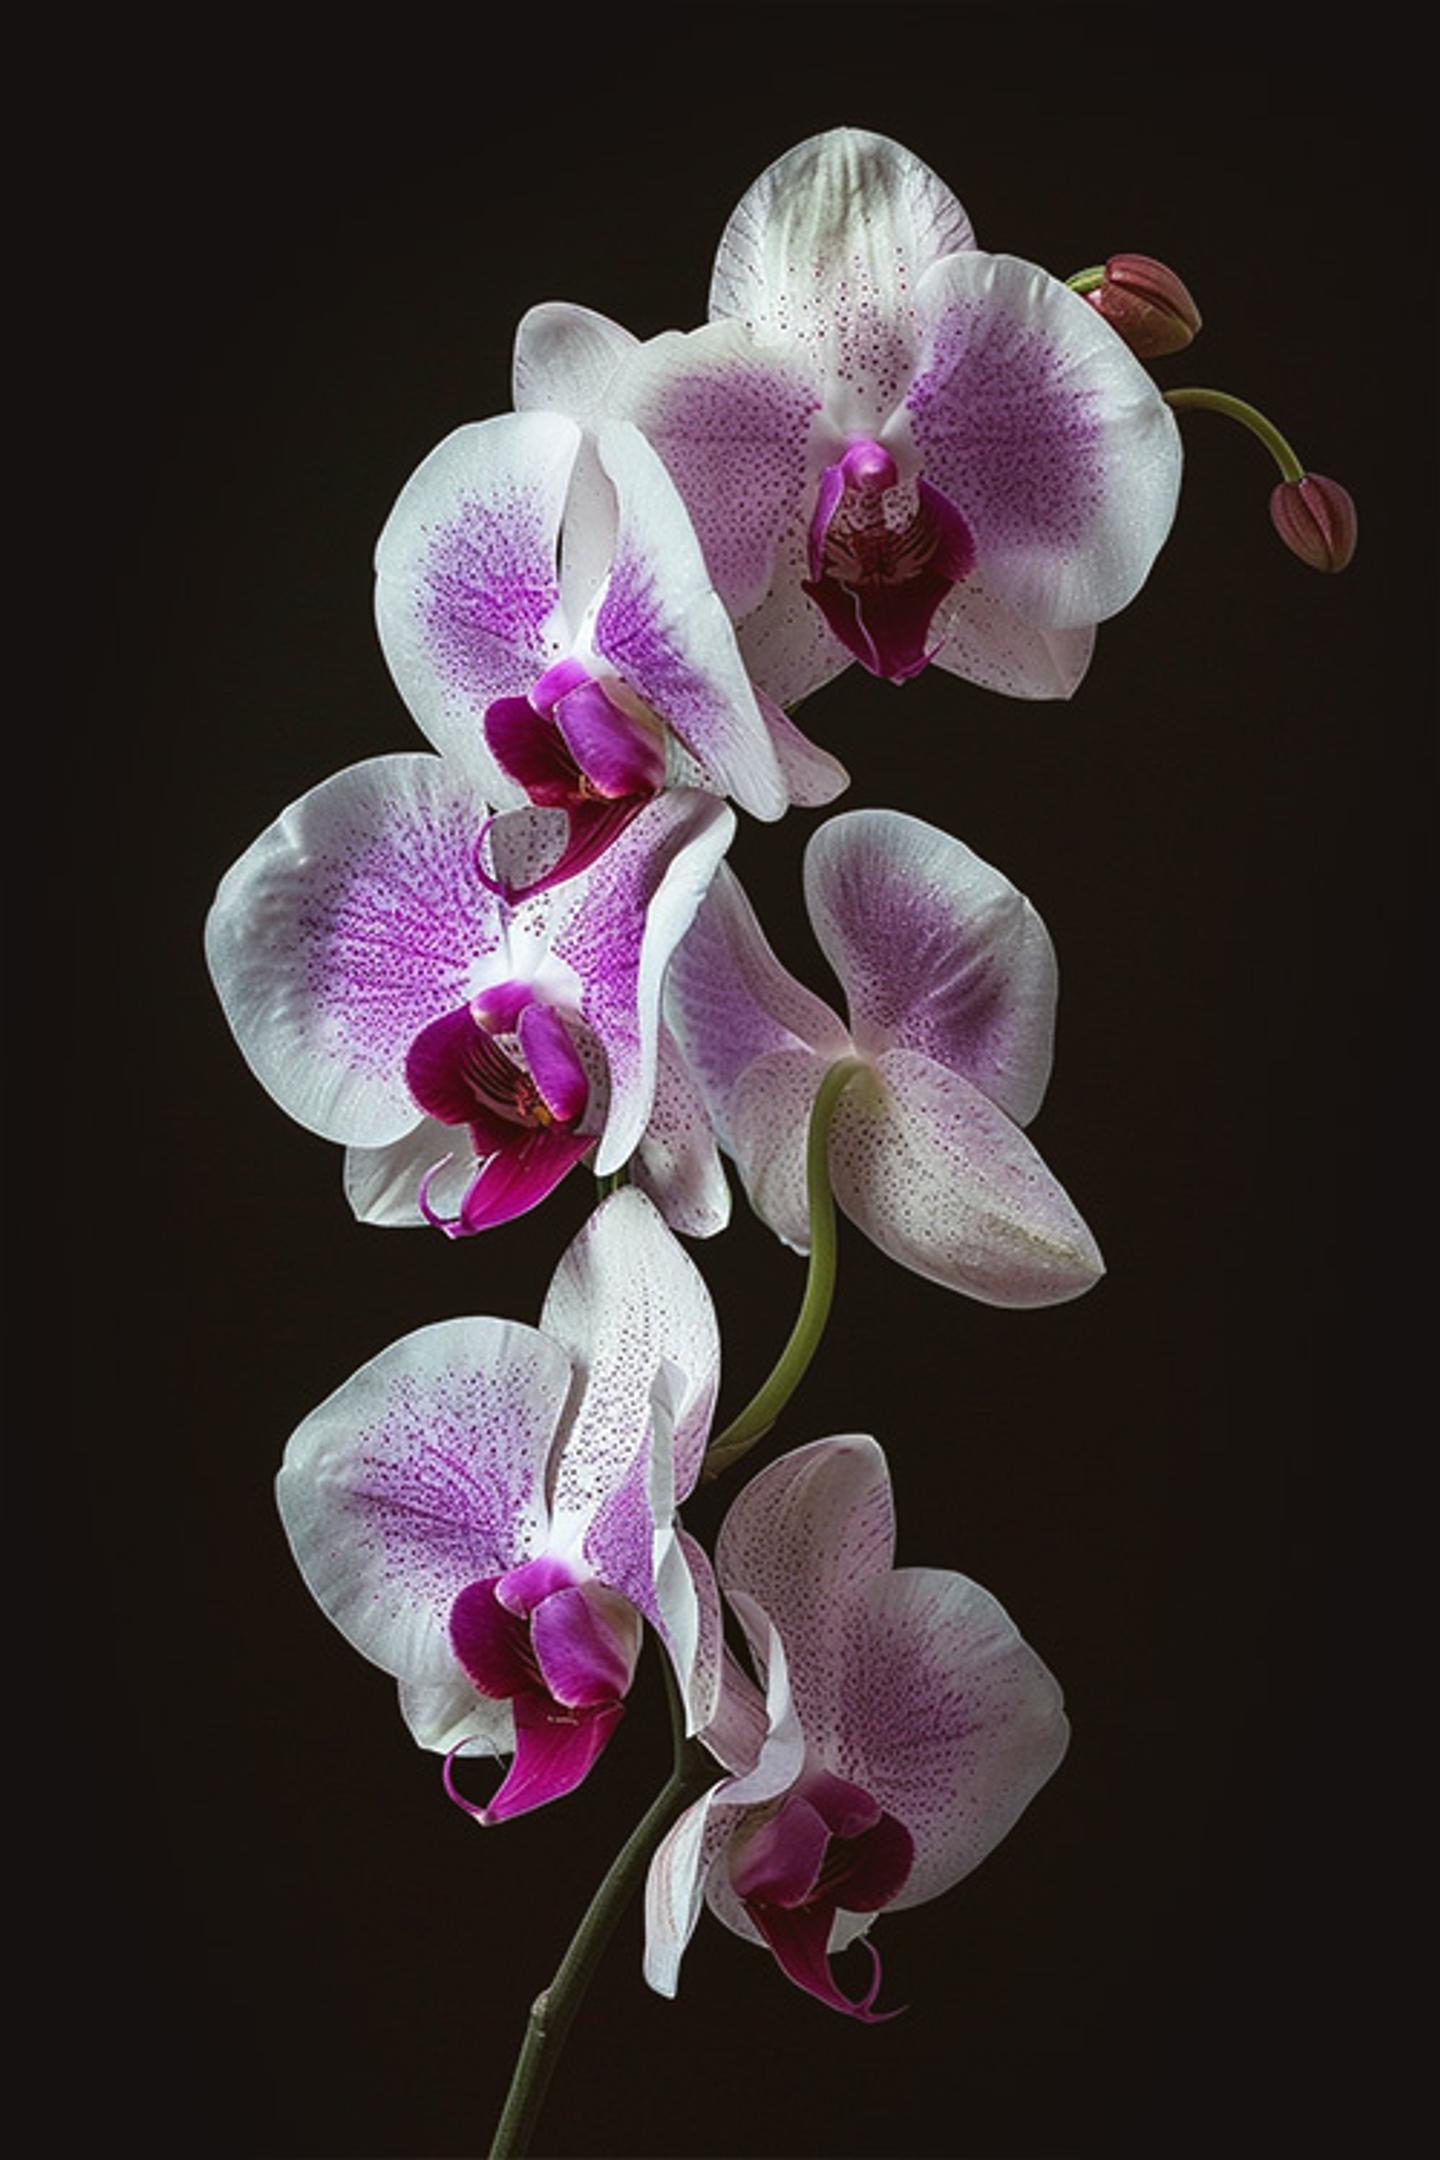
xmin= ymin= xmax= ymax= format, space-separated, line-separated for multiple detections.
xmin=205 ymin=750 xmax=733 ymax=1235
xmin=604 ymin=127 xmax=1181 ymax=702
xmin=645 ymin=1435 xmax=1069 ymax=2018
xmin=664 ymin=806 xmax=1103 ymax=1306
xmin=373 ymin=404 xmax=839 ymax=905
xmin=276 ymin=1189 xmax=724 ymax=1821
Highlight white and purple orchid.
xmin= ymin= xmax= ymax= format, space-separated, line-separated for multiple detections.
xmin=205 ymin=751 xmax=733 ymax=1235
xmin=604 ymin=127 xmax=1181 ymax=702
xmin=373 ymin=406 xmax=842 ymax=905
xmin=276 ymin=1189 xmax=723 ymax=1822
xmin=664 ymin=806 xmax=1103 ymax=1306
xmin=646 ymin=1435 xmax=1068 ymax=2019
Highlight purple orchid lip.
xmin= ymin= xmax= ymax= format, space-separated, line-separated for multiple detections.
xmin=804 ymin=440 xmax=977 ymax=683
xmin=480 ymin=669 xmax=666 ymax=901
xmin=406 ymin=998 xmax=594 ymax=1237
xmin=443 ymin=1570 xmax=637 ymax=1824
xmin=730 ymin=1778 xmax=915 ymax=2021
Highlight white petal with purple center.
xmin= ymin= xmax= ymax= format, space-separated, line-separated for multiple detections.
xmin=607 ymin=319 xmax=822 ymax=619
xmin=805 ymin=809 xmax=1058 ymax=1125
xmin=907 ymin=252 xmax=1182 ymax=630
xmin=276 ymin=1315 xmax=573 ymax=1700
xmin=929 ymin=577 xmax=1097 ymax=700
xmin=632 ymin=1022 xmax=732 ymax=1239
xmin=835 ymin=1566 xmax=1070 ymax=1910
xmin=206 ymin=754 xmax=502 ymax=1148
xmin=589 ymin=422 xmax=789 ymax=820
xmin=374 ymin=411 xmax=581 ymax=784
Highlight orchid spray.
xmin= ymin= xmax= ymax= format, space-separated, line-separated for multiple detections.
xmin=207 ymin=127 xmax=1353 ymax=2156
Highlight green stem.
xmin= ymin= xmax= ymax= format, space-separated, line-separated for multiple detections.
xmin=488 ymin=1659 xmax=715 ymax=2160
xmin=701 ymin=1055 xmax=866 ymax=1482
xmin=1163 ymin=387 xmax=1305 ymax=481
xmin=1065 ymin=265 xmax=1106 ymax=294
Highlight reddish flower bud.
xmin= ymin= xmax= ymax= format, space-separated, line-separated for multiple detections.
xmin=1087 ymin=253 xmax=1202 ymax=359
xmin=1269 ymin=474 xmax=1358 ymax=573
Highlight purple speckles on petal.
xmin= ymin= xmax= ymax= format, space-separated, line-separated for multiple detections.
xmin=418 ymin=494 xmax=563 ymax=705
xmin=907 ymin=280 xmax=1105 ymax=558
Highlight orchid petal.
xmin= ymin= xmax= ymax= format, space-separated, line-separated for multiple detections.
xmin=590 ymin=422 xmax=789 ymax=820
xmin=929 ymin=578 xmax=1096 ymax=700
xmin=512 ymin=301 xmax=638 ymax=422
xmin=805 ymin=809 xmax=1058 ymax=1124
xmin=607 ymin=319 xmax=821 ymax=619
xmin=529 ymin=1582 xmax=641 ymax=1708
xmin=723 ymin=1047 xmax=826 ymax=1252
xmin=663 ymin=864 xmax=849 ymax=1149
xmin=716 ymin=1435 xmax=896 ymax=1746
xmin=631 ymin=1021 xmax=732 ymax=1240
xmin=709 ymin=127 xmax=976 ymax=435
xmin=553 ymin=677 xmax=666 ymax=797
xmin=754 ymin=690 xmax=850 ymax=808
xmin=836 ymin=1567 xmax=1070 ymax=1911
xmin=206 ymin=754 xmax=501 ymax=1149
xmin=343 ymin=1120 xmax=470 ymax=1229
xmin=553 ymin=789 xmax=735 ymax=1176
xmin=736 ymin=542 xmax=856 ymax=712
xmin=829 ymin=1049 xmax=1104 ymax=1307
xmin=542 ymin=1189 xmax=720 ymax=1520
xmin=518 ymin=1001 xmax=590 ymax=1123
xmin=275 ymin=1316 xmax=573 ymax=1708
xmin=397 ymin=1672 xmax=515 ymax=1758
xmin=907 ymin=252 xmax=1182 ymax=629
xmin=374 ymin=412 xmax=581 ymax=783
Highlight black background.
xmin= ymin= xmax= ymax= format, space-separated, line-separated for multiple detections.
xmin=36 ymin=11 xmax=1429 ymax=2157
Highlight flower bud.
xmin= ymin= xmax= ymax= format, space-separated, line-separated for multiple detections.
xmin=1268 ymin=474 xmax=1357 ymax=573
xmin=1087 ymin=254 xmax=1201 ymax=359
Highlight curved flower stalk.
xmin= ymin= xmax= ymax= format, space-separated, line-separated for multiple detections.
xmin=205 ymin=750 xmax=734 ymax=1235
xmin=665 ymin=806 xmax=1103 ymax=1306
xmin=645 ymin=1435 xmax=1069 ymax=2018
xmin=276 ymin=1189 xmax=724 ymax=1821
xmin=605 ymin=127 xmax=1181 ymax=702
xmin=374 ymin=406 xmax=837 ymax=903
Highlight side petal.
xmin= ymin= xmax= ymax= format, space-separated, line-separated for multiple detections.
xmin=343 ymin=1120 xmax=471 ymax=1228
xmin=716 ymin=1436 xmax=896 ymax=1747
xmin=631 ymin=1021 xmax=732 ymax=1240
xmin=709 ymin=127 xmax=976 ymax=432
xmin=724 ymin=1047 xmax=827 ymax=1254
xmin=929 ymin=578 xmax=1097 ymax=701
xmin=553 ymin=789 xmax=736 ymax=1176
xmin=755 ymin=690 xmax=850 ymax=809
xmin=590 ymin=422 xmax=789 ymax=820
xmin=374 ymin=411 xmax=581 ymax=780
xmin=836 ymin=1567 xmax=1070 ymax=1911
xmin=397 ymin=1672 xmax=515 ymax=1758
xmin=663 ymin=864 xmax=849 ymax=1149
xmin=736 ymin=539 xmax=856 ymax=713
xmin=543 ymin=1188 xmax=720 ymax=1517
xmin=829 ymin=1049 xmax=1104 ymax=1307
xmin=512 ymin=301 xmax=639 ymax=421
xmin=804 ymin=809 xmax=1057 ymax=1125
xmin=275 ymin=1315 xmax=573 ymax=1692
xmin=907 ymin=252 xmax=1182 ymax=630
xmin=606 ymin=319 xmax=822 ymax=619
xmin=205 ymin=754 xmax=501 ymax=1148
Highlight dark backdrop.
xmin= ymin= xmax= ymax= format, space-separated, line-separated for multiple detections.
xmin=38 ymin=13 xmax=1428 ymax=2158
